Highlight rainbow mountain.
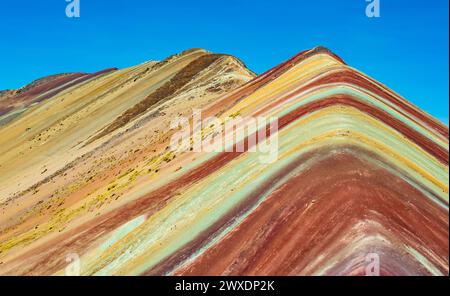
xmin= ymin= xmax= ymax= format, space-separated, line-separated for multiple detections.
xmin=0 ymin=47 xmax=448 ymax=275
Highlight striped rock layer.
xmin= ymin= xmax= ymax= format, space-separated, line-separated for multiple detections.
xmin=0 ymin=47 xmax=448 ymax=276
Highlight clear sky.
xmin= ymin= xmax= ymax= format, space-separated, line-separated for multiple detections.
xmin=0 ymin=0 xmax=448 ymax=124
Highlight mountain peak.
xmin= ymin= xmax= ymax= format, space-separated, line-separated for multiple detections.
xmin=0 ymin=47 xmax=447 ymax=276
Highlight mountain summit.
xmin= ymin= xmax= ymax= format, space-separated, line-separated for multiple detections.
xmin=0 ymin=47 xmax=447 ymax=276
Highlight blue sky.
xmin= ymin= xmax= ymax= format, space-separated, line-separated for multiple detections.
xmin=0 ymin=0 xmax=448 ymax=124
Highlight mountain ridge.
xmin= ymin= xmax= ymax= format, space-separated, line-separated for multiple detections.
xmin=0 ymin=47 xmax=447 ymax=276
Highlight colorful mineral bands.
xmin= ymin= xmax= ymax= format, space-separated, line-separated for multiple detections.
xmin=0 ymin=47 xmax=448 ymax=275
